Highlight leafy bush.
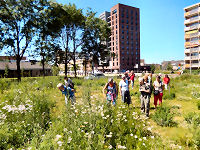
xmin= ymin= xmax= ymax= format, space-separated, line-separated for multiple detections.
xmin=163 ymin=91 xmax=176 ymax=100
xmin=197 ymin=101 xmax=200 ymax=110
xmin=152 ymin=106 xmax=177 ymax=127
xmin=184 ymin=112 xmax=200 ymax=128
xmin=194 ymin=129 xmax=200 ymax=149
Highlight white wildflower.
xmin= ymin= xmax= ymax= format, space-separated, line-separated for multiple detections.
xmin=147 ymin=127 xmax=151 ymax=131
xmin=57 ymin=141 xmax=63 ymax=146
xmin=143 ymin=137 xmax=147 ymax=140
xmin=151 ymin=136 xmax=154 ymax=139
xmin=117 ymin=145 xmax=126 ymax=149
xmin=108 ymin=145 xmax=113 ymax=149
xmin=178 ymin=146 xmax=182 ymax=149
xmin=134 ymin=135 xmax=138 ymax=139
xmin=106 ymin=134 xmax=112 ymax=138
xmin=142 ymin=143 xmax=145 ymax=146
xmin=67 ymin=137 xmax=72 ymax=143
xmin=55 ymin=135 xmax=62 ymax=141
xmin=84 ymin=122 xmax=88 ymax=124
xmin=139 ymin=138 xmax=142 ymax=141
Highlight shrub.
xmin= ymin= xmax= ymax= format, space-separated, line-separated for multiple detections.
xmin=163 ymin=91 xmax=176 ymax=100
xmin=152 ymin=106 xmax=177 ymax=127
xmin=197 ymin=101 xmax=200 ymax=110
xmin=184 ymin=112 xmax=196 ymax=124
xmin=185 ymin=112 xmax=200 ymax=128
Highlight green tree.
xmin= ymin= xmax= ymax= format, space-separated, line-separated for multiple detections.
xmin=0 ymin=0 xmax=48 ymax=81
xmin=81 ymin=9 xmax=111 ymax=73
xmin=166 ymin=62 xmax=173 ymax=71
xmin=151 ymin=64 xmax=156 ymax=73
xmin=4 ymin=64 xmax=9 ymax=78
xmin=52 ymin=66 xmax=60 ymax=76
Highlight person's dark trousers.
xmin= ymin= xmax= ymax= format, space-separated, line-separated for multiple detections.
xmin=121 ymin=90 xmax=131 ymax=105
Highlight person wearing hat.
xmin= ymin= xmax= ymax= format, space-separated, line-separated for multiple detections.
xmin=119 ymin=74 xmax=131 ymax=105
xmin=57 ymin=83 xmax=75 ymax=105
xmin=139 ymin=75 xmax=151 ymax=117
xmin=103 ymin=78 xmax=118 ymax=105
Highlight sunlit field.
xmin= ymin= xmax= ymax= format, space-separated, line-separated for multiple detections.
xmin=0 ymin=74 xmax=200 ymax=149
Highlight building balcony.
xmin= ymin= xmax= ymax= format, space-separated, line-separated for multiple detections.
xmin=185 ymin=40 xmax=200 ymax=48
xmin=191 ymin=56 xmax=199 ymax=60
xmin=184 ymin=16 xmax=200 ymax=25
xmin=184 ymin=24 xmax=200 ymax=32
xmin=185 ymin=56 xmax=191 ymax=60
xmin=184 ymin=49 xmax=190 ymax=53
xmin=184 ymin=8 xmax=200 ymax=17
xmin=191 ymin=63 xmax=199 ymax=67
xmin=185 ymin=31 xmax=200 ymax=39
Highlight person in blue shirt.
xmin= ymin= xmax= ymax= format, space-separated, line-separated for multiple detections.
xmin=57 ymin=83 xmax=75 ymax=105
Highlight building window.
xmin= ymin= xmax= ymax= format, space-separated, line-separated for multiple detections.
xmin=127 ymin=30 xmax=129 ymax=34
xmin=112 ymin=9 xmax=117 ymax=14
xmin=131 ymin=51 xmax=133 ymax=55
xmin=122 ymin=46 xmax=124 ymax=50
xmin=131 ymin=26 xmax=133 ymax=30
xmin=126 ymin=20 xmax=129 ymax=24
xmin=126 ymin=25 xmax=129 ymax=29
xmin=127 ymin=51 xmax=129 ymax=55
xmin=127 ymin=36 xmax=129 ymax=39
xmin=122 ymin=13 xmax=124 ymax=18
xmin=122 ymin=51 xmax=124 ymax=55
xmin=126 ymin=14 xmax=129 ymax=18
xmin=122 ymin=30 xmax=124 ymax=34
xmin=131 ymin=10 xmax=133 ymax=14
xmin=127 ymin=41 xmax=129 ymax=45
xmin=116 ymin=19 xmax=117 ymax=23
xmin=122 ymin=19 xmax=124 ymax=23
xmin=122 ymin=35 xmax=124 ymax=39
xmin=122 ymin=24 xmax=124 ymax=28
xmin=127 ymin=46 xmax=129 ymax=50
xmin=122 ymin=41 xmax=124 ymax=44
xmin=116 ymin=30 xmax=118 ymax=34
xmin=131 ymin=21 xmax=133 ymax=25
xmin=113 ymin=63 xmax=114 ymax=66
xmin=116 ymin=14 xmax=117 ymax=18
xmin=116 ymin=25 xmax=118 ymax=29
xmin=117 ymin=62 xmax=118 ymax=66
xmin=112 ymin=16 xmax=114 ymax=20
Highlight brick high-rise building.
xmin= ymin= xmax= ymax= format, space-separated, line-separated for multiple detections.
xmin=100 ymin=3 xmax=140 ymax=72
xmin=184 ymin=2 xmax=200 ymax=69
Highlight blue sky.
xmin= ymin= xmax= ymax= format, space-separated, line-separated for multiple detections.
xmin=56 ymin=0 xmax=199 ymax=64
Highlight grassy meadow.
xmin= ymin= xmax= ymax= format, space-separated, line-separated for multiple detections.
xmin=0 ymin=74 xmax=200 ymax=149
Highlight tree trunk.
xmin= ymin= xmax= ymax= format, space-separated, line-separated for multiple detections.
xmin=42 ymin=54 xmax=45 ymax=77
xmin=16 ymin=56 xmax=21 ymax=81
xmin=73 ymin=35 xmax=77 ymax=78
xmin=65 ymin=32 xmax=69 ymax=76
xmin=84 ymin=60 xmax=87 ymax=76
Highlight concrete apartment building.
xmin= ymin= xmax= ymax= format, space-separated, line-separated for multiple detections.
xmin=100 ymin=3 xmax=140 ymax=72
xmin=184 ymin=2 xmax=200 ymax=69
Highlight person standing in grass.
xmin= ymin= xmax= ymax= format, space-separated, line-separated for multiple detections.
xmin=163 ymin=74 xmax=170 ymax=90
xmin=119 ymin=74 xmax=131 ymax=105
xmin=103 ymin=78 xmax=118 ymax=105
xmin=64 ymin=76 xmax=74 ymax=89
xmin=153 ymin=76 xmax=164 ymax=109
xmin=57 ymin=83 xmax=75 ymax=105
xmin=139 ymin=75 xmax=151 ymax=117
xmin=129 ymin=70 xmax=135 ymax=89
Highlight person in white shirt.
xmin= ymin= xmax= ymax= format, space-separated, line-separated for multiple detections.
xmin=153 ymin=75 xmax=164 ymax=109
xmin=119 ymin=74 xmax=131 ymax=105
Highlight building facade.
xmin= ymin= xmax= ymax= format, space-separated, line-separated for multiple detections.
xmin=100 ymin=3 xmax=140 ymax=72
xmin=184 ymin=2 xmax=200 ymax=69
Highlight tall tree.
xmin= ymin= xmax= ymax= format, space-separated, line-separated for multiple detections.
xmin=81 ymin=9 xmax=111 ymax=74
xmin=0 ymin=0 xmax=48 ymax=81
xmin=67 ymin=4 xmax=84 ymax=77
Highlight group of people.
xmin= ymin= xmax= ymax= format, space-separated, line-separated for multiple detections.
xmin=57 ymin=72 xmax=171 ymax=118
xmin=103 ymin=71 xmax=170 ymax=118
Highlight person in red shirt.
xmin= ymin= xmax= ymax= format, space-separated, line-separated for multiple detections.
xmin=163 ymin=74 xmax=170 ymax=90
xmin=129 ymin=70 xmax=135 ymax=89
